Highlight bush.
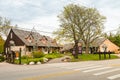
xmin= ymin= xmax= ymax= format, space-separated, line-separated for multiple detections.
xmin=32 ymin=51 xmax=45 ymax=58
xmin=0 ymin=56 xmax=4 ymax=62
xmin=21 ymin=55 xmax=31 ymax=59
xmin=45 ymin=53 xmax=63 ymax=59
xmin=26 ymin=58 xmax=44 ymax=64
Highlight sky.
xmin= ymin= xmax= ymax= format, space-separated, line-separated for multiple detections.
xmin=0 ymin=0 xmax=120 ymax=37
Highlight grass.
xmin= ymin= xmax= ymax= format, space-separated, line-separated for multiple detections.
xmin=14 ymin=52 xmax=119 ymax=64
xmin=71 ymin=54 xmax=119 ymax=62
xmin=14 ymin=53 xmax=64 ymax=64
xmin=44 ymin=53 xmax=64 ymax=59
xmin=15 ymin=58 xmax=44 ymax=64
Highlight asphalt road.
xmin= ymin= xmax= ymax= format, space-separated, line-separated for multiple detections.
xmin=1 ymin=59 xmax=120 ymax=80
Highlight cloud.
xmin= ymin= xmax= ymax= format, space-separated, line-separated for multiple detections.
xmin=0 ymin=0 xmax=120 ymax=37
xmin=17 ymin=15 xmax=59 ymax=29
xmin=0 ymin=0 xmax=44 ymax=21
xmin=15 ymin=14 xmax=59 ymax=37
xmin=91 ymin=0 xmax=120 ymax=32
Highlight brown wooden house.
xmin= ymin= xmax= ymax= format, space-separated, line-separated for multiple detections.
xmin=92 ymin=38 xmax=120 ymax=54
xmin=4 ymin=28 xmax=61 ymax=57
xmin=61 ymin=38 xmax=120 ymax=54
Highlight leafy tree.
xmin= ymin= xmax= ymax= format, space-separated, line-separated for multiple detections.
xmin=107 ymin=31 xmax=120 ymax=47
xmin=116 ymin=26 xmax=120 ymax=35
xmin=54 ymin=4 xmax=106 ymax=56
xmin=114 ymin=35 xmax=120 ymax=47
xmin=0 ymin=16 xmax=13 ymax=37
xmin=108 ymin=35 xmax=120 ymax=47
xmin=0 ymin=36 xmax=4 ymax=53
xmin=115 ymin=27 xmax=120 ymax=47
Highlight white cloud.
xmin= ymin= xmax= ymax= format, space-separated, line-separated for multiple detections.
xmin=18 ymin=15 xmax=59 ymax=30
xmin=0 ymin=0 xmax=28 ymax=7
xmin=15 ymin=14 xmax=59 ymax=37
xmin=92 ymin=0 xmax=120 ymax=32
xmin=0 ymin=0 xmax=120 ymax=37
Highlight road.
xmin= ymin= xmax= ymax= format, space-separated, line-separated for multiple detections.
xmin=1 ymin=59 xmax=120 ymax=80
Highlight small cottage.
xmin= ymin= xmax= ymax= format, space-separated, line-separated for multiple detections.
xmin=61 ymin=38 xmax=120 ymax=54
xmin=92 ymin=38 xmax=120 ymax=53
xmin=4 ymin=28 xmax=61 ymax=57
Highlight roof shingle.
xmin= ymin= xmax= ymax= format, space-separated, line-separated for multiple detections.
xmin=12 ymin=28 xmax=60 ymax=47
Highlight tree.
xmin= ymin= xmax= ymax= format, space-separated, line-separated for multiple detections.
xmin=0 ymin=36 xmax=4 ymax=53
xmin=0 ymin=16 xmax=13 ymax=37
xmin=54 ymin=4 xmax=106 ymax=56
xmin=107 ymin=28 xmax=120 ymax=47
xmin=107 ymin=34 xmax=120 ymax=47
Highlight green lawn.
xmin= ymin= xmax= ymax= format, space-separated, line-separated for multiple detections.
xmin=15 ymin=58 xmax=44 ymax=64
xmin=15 ymin=53 xmax=64 ymax=64
xmin=14 ymin=53 xmax=119 ymax=64
xmin=71 ymin=54 xmax=119 ymax=62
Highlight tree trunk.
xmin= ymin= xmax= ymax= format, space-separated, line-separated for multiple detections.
xmin=85 ymin=43 xmax=89 ymax=54
xmin=74 ymin=40 xmax=79 ymax=58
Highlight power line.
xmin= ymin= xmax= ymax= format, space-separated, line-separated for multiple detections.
xmin=16 ymin=26 xmax=119 ymax=34
xmin=16 ymin=27 xmax=53 ymax=34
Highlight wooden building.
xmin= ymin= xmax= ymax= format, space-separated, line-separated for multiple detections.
xmin=61 ymin=38 xmax=120 ymax=54
xmin=92 ymin=38 xmax=120 ymax=54
xmin=4 ymin=28 xmax=61 ymax=57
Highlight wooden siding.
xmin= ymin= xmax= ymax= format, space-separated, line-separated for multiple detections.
xmin=99 ymin=39 xmax=120 ymax=53
xmin=4 ymin=29 xmax=25 ymax=54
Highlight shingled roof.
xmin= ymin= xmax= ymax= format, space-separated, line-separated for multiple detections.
xmin=12 ymin=28 xmax=60 ymax=47
xmin=61 ymin=38 xmax=107 ymax=52
xmin=91 ymin=38 xmax=107 ymax=47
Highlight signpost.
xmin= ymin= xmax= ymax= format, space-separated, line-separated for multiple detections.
xmin=99 ymin=44 xmax=111 ymax=60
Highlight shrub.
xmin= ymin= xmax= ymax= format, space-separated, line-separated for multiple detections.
xmin=21 ymin=55 xmax=27 ymax=59
xmin=52 ymin=50 xmax=59 ymax=54
xmin=27 ymin=58 xmax=44 ymax=64
xmin=32 ymin=51 xmax=45 ymax=58
xmin=45 ymin=53 xmax=63 ymax=59
xmin=21 ymin=55 xmax=31 ymax=59
xmin=0 ymin=56 xmax=4 ymax=62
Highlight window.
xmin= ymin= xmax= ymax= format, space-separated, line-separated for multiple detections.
xmin=9 ymin=40 xmax=15 ymax=46
xmin=26 ymin=35 xmax=33 ymax=43
xmin=42 ymin=47 xmax=48 ymax=52
xmin=28 ymin=37 xmax=32 ymax=43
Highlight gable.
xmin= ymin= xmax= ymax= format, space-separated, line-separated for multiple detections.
xmin=99 ymin=39 xmax=120 ymax=53
xmin=8 ymin=28 xmax=60 ymax=47
xmin=91 ymin=38 xmax=106 ymax=47
xmin=4 ymin=29 xmax=25 ymax=48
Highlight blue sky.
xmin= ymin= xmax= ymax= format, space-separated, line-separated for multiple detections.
xmin=0 ymin=0 xmax=120 ymax=37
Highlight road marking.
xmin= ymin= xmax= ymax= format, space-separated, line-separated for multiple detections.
xmin=74 ymin=65 xmax=102 ymax=71
xmin=83 ymin=67 xmax=112 ymax=72
xmin=94 ymin=68 xmax=120 ymax=76
xmin=107 ymin=74 xmax=120 ymax=80
xmin=21 ymin=70 xmax=79 ymax=80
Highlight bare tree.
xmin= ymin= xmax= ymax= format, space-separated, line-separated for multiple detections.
xmin=0 ymin=16 xmax=13 ymax=37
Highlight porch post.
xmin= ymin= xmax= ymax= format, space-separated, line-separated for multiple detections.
xmin=19 ymin=48 xmax=21 ymax=64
